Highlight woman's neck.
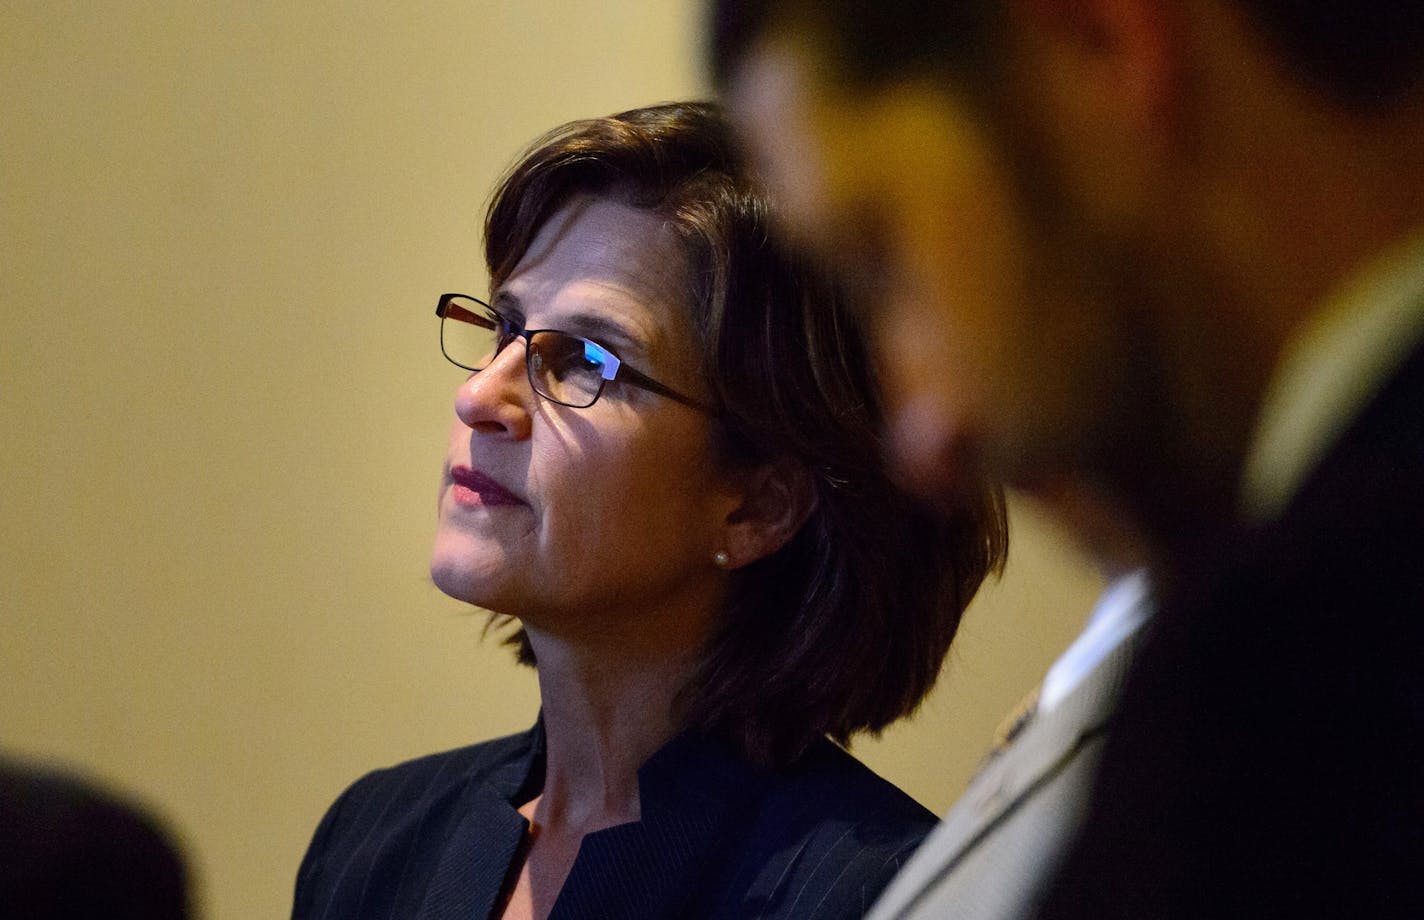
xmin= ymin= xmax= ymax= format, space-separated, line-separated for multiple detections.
xmin=523 ymin=621 xmax=706 ymax=832
xmin=497 ymin=587 xmax=720 ymax=920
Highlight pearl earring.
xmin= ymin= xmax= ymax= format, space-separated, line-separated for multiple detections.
xmin=712 ymin=550 xmax=731 ymax=569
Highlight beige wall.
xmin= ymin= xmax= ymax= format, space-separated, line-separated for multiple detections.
xmin=0 ymin=4 xmax=1102 ymax=918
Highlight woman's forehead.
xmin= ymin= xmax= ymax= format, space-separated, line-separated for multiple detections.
xmin=499 ymin=197 xmax=694 ymax=341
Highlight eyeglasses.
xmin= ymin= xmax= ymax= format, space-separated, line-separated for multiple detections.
xmin=436 ymin=293 xmax=712 ymax=412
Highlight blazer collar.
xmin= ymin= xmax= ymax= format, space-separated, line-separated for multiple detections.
xmin=552 ymin=729 xmax=773 ymax=918
xmin=414 ymin=720 xmax=772 ymax=920
xmin=415 ymin=724 xmax=543 ymax=920
xmin=907 ymin=618 xmax=1146 ymax=888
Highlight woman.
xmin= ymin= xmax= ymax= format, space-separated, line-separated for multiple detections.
xmin=293 ymin=102 xmax=1006 ymax=920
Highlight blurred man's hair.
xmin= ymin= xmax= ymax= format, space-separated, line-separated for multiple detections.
xmin=710 ymin=0 xmax=1424 ymax=110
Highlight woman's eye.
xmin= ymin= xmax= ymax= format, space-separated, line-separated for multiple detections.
xmin=568 ymin=346 xmax=603 ymax=379
xmin=531 ymin=337 xmax=586 ymax=380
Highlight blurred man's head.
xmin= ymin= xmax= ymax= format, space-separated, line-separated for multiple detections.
xmin=713 ymin=0 xmax=1424 ymax=552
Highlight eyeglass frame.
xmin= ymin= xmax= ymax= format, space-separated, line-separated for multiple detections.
xmin=436 ymin=293 xmax=714 ymax=412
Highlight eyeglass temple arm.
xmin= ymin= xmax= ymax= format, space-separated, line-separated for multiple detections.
xmin=437 ymin=297 xmax=489 ymax=327
xmin=613 ymin=364 xmax=715 ymax=414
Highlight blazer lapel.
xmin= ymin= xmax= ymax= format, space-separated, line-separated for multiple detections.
xmin=869 ymin=625 xmax=1144 ymax=919
xmin=550 ymin=734 xmax=768 ymax=919
xmin=415 ymin=786 xmax=528 ymax=920
xmin=416 ymin=726 xmax=544 ymax=920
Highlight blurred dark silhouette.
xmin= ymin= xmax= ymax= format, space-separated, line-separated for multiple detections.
xmin=1 ymin=757 xmax=189 ymax=919
xmin=713 ymin=1 xmax=1424 ymax=917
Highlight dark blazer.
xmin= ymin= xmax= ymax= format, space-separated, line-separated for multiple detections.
xmin=293 ymin=723 xmax=935 ymax=919
xmin=0 ymin=757 xmax=189 ymax=920
xmin=1039 ymin=339 xmax=1424 ymax=917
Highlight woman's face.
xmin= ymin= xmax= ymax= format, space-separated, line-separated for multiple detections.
xmin=431 ymin=196 xmax=739 ymax=639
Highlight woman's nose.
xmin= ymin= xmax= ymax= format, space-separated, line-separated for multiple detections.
xmin=453 ymin=342 xmax=534 ymax=439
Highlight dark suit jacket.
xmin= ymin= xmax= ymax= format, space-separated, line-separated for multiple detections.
xmin=0 ymin=757 xmax=189 ymax=920
xmin=1040 ymin=340 xmax=1424 ymax=917
xmin=293 ymin=723 xmax=935 ymax=919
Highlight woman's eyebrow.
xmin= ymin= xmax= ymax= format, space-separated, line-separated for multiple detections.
xmin=559 ymin=313 xmax=641 ymax=356
xmin=492 ymin=289 xmax=646 ymax=356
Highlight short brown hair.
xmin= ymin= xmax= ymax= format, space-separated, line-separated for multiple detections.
xmin=481 ymin=101 xmax=1007 ymax=767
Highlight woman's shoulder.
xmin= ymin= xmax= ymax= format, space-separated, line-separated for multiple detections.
xmin=293 ymin=727 xmax=540 ymax=918
xmin=336 ymin=728 xmax=538 ymax=803
xmin=307 ymin=726 xmax=540 ymax=852
xmin=709 ymin=742 xmax=935 ymax=919
xmin=765 ymin=740 xmax=936 ymax=835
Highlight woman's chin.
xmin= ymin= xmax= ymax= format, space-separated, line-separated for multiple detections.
xmin=429 ymin=543 xmax=508 ymax=609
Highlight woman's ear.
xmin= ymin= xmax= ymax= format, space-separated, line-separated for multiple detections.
xmin=716 ymin=457 xmax=819 ymax=569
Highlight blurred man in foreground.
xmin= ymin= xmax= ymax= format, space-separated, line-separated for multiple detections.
xmin=0 ymin=757 xmax=189 ymax=919
xmin=713 ymin=1 xmax=1424 ymax=916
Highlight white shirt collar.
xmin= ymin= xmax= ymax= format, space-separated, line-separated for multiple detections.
xmin=1038 ymin=570 xmax=1152 ymax=714
xmin=1241 ymin=228 xmax=1424 ymax=522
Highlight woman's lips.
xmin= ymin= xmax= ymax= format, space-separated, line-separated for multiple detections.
xmin=448 ymin=465 xmax=525 ymax=508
